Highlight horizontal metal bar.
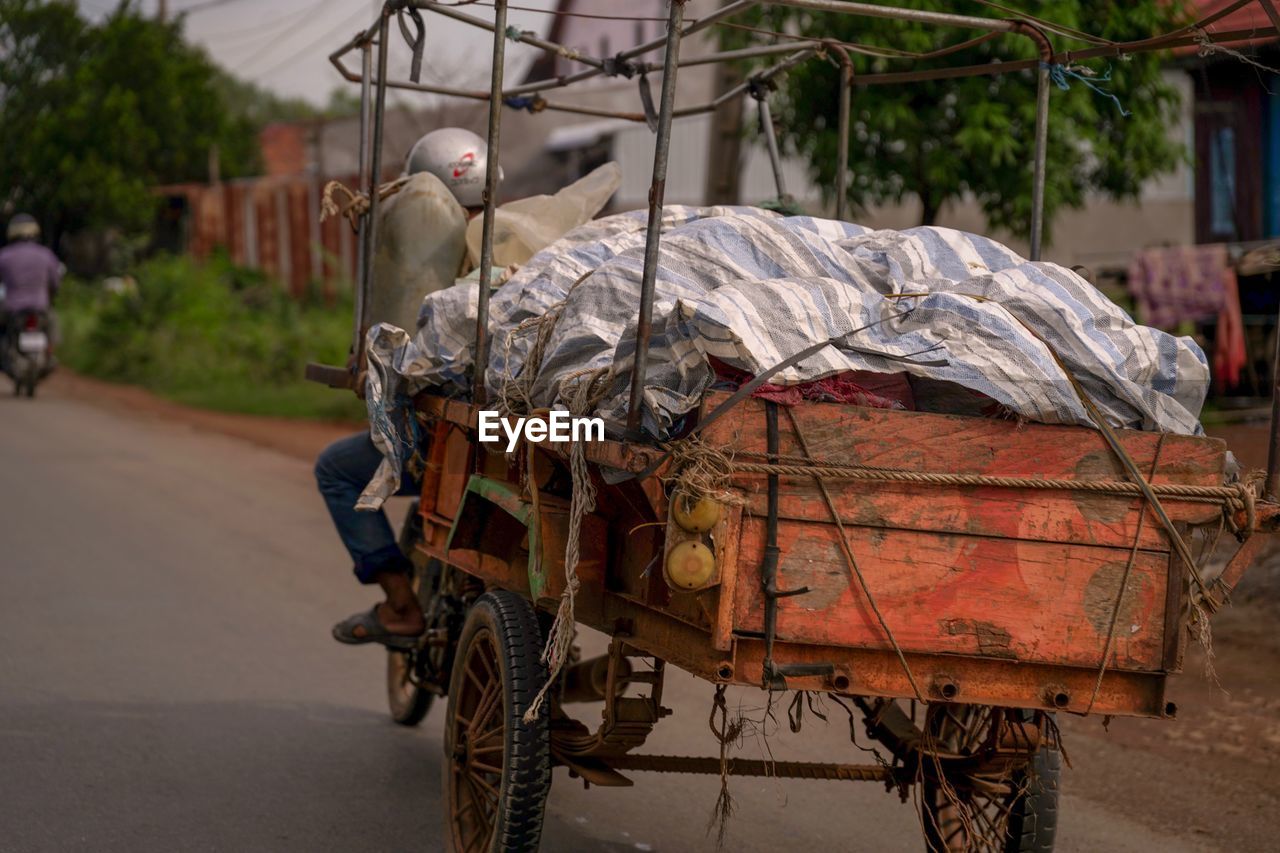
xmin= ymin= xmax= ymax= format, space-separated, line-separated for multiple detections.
xmin=500 ymin=0 xmax=761 ymax=97
xmin=766 ymin=0 xmax=1027 ymax=33
xmin=637 ymin=40 xmax=816 ymax=72
xmin=606 ymin=753 xmax=894 ymax=782
xmin=328 ymin=51 xmax=650 ymax=121
xmin=852 ymin=26 xmax=1279 ymax=86
xmin=414 ymin=0 xmax=605 ymax=70
xmin=674 ymin=48 xmax=814 ymax=116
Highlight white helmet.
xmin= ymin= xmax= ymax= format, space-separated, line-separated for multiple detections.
xmin=404 ymin=128 xmax=503 ymax=209
xmin=7 ymin=213 xmax=39 ymax=241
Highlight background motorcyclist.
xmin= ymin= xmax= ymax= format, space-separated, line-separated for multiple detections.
xmin=0 ymin=214 xmax=63 ymax=380
xmin=0 ymin=214 xmax=63 ymax=335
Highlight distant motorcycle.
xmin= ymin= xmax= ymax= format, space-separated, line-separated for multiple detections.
xmin=3 ymin=309 xmax=52 ymax=398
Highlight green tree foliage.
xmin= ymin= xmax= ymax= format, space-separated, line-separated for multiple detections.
xmin=722 ymin=1 xmax=1190 ymax=240
xmin=0 ymin=1 xmax=264 ymax=244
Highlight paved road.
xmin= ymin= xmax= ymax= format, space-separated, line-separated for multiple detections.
xmin=0 ymin=388 xmax=1215 ymax=852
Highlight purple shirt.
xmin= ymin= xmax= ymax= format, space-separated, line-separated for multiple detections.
xmin=0 ymin=241 xmax=63 ymax=312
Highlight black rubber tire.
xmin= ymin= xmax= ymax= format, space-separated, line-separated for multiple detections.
xmin=444 ymin=591 xmax=551 ymax=853
xmin=1004 ymin=738 xmax=1061 ymax=853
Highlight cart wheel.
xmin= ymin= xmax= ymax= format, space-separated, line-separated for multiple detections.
xmin=444 ymin=591 xmax=551 ymax=853
xmin=385 ymin=559 xmax=446 ymax=726
xmin=386 ymin=648 xmax=433 ymax=726
xmin=386 ymin=504 xmax=435 ymax=726
xmin=921 ymin=705 xmax=1059 ymax=853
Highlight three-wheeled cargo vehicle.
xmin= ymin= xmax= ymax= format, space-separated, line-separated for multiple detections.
xmin=309 ymin=2 xmax=1280 ymax=850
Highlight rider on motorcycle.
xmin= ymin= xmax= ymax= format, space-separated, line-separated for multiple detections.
xmin=0 ymin=214 xmax=63 ymax=345
xmin=318 ymin=129 xmax=496 ymax=649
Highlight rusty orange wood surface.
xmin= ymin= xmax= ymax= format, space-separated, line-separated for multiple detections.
xmin=731 ymin=521 xmax=1170 ymax=671
xmin=704 ymin=392 xmax=1226 ymax=485
xmin=701 ymin=394 xmax=1227 ymax=675
xmin=736 ymin=481 xmax=1208 ymax=552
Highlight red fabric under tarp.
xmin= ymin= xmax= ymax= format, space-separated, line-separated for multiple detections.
xmin=710 ymin=358 xmax=915 ymax=410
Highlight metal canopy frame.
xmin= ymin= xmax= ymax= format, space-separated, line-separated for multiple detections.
xmin=334 ymin=0 xmax=1280 ymax=438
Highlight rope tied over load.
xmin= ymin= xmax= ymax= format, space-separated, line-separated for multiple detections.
xmin=319 ymin=177 xmax=411 ymax=232
xmin=504 ymin=271 xmax=617 ymax=723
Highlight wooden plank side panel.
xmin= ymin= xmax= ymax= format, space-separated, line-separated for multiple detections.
xmin=703 ymin=394 xmax=1226 ymax=484
xmin=744 ymin=479 xmax=1207 ymax=552
xmin=732 ymin=519 xmax=1169 ymax=672
xmin=701 ymin=394 xmax=1227 ymax=552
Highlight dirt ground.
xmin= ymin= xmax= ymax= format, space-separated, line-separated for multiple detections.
xmin=47 ymin=372 xmax=1280 ymax=850
xmin=47 ymin=371 xmax=361 ymax=462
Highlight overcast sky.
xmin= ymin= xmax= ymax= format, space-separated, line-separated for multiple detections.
xmin=80 ymin=0 xmax=560 ymax=105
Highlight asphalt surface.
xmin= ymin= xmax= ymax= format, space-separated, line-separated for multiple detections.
xmin=0 ymin=384 xmax=1234 ymax=852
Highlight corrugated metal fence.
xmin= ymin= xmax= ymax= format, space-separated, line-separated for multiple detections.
xmin=158 ymin=174 xmax=365 ymax=296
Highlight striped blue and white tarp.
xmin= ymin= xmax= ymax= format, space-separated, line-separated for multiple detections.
xmin=359 ymin=206 xmax=1208 ymax=508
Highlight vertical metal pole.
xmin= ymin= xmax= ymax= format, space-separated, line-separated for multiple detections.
xmin=1029 ymin=62 xmax=1050 ymax=261
xmin=625 ymin=0 xmax=686 ymax=435
xmin=472 ymin=0 xmax=508 ymax=407
xmin=835 ymin=52 xmax=853 ymax=222
xmin=1267 ymin=303 xmax=1280 ymax=499
xmin=352 ymin=40 xmax=373 ymax=354
xmin=359 ymin=14 xmax=390 ymax=357
xmin=757 ymin=96 xmax=788 ymax=200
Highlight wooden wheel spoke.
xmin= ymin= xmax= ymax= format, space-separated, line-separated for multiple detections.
xmin=465 ymin=663 xmax=489 ymax=697
xmin=466 ymin=636 xmax=498 ymax=683
xmin=468 ymin=759 xmax=503 ymax=776
xmin=455 ymin=795 xmax=478 ymax=820
xmin=468 ymin=770 xmax=501 ymax=802
xmin=468 ymin=676 xmax=501 ymax=732
xmin=459 ymin=795 xmax=487 ymax=853
xmin=471 ymin=723 xmax=505 ymax=748
xmin=473 ymin=640 xmax=499 ymax=683
xmin=470 ymin=688 xmax=504 ymax=740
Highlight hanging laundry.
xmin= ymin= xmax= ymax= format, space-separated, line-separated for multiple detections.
xmin=1128 ymin=244 xmax=1246 ymax=390
xmin=1213 ymin=268 xmax=1247 ymax=390
xmin=1128 ymin=244 xmax=1231 ymax=327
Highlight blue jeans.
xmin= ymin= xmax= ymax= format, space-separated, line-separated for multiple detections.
xmin=314 ymin=431 xmax=419 ymax=585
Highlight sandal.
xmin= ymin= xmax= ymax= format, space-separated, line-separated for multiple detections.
xmin=332 ymin=605 xmax=423 ymax=650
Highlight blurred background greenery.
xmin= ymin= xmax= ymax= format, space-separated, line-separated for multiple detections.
xmin=59 ymin=255 xmax=364 ymax=421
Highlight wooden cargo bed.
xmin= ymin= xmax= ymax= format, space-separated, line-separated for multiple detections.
xmin=414 ymin=390 xmax=1250 ymax=719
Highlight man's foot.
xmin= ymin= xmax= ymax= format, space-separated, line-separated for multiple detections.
xmin=332 ymin=603 xmax=425 ymax=650
xmin=375 ymin=600 xmax=425 ymax=636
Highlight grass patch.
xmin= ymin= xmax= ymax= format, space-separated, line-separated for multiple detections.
xmin=60 ymin=254 xmax=365 ymax=422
